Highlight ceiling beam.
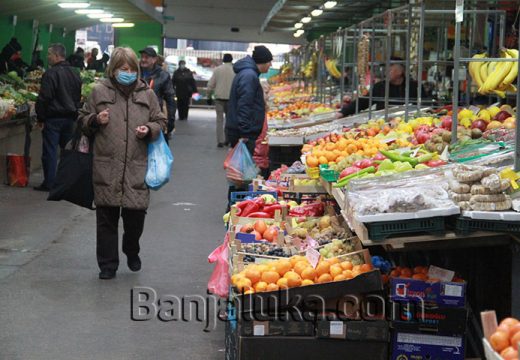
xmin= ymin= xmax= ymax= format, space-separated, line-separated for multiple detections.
xmin=260 ymin=0 xmax=288 ymax=33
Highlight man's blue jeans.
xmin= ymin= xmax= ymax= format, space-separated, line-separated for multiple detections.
xmin=41 ymin=118 xmax=75 ymax=188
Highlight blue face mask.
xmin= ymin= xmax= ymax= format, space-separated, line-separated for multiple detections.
xmin=116 ymin=70 xmax=137 ymax=85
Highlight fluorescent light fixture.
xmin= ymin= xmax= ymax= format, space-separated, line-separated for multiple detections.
xmin=311 ymin=9 xmax=323 ymax=16
xmin=58 ymin=2 xmax=90 ymax=8
xmin=75 ymin=9 xmax=103 ymax=14
xmin=155 ymin=6 xmax=163 ymax=12
xmin=324 ymin=1 xmax=337 ymax=9
xmin=294 ymin=22 xmax=303 ymax=29
xmin=301 ymin=16 xmax=311 ymax=23
xmin=112 ymin=23 xmax=135 ymax=28
xmin=87 ymin=13 xmax=113 ymax=18
xmin=100 ymin=17 xmax=124 ymax=23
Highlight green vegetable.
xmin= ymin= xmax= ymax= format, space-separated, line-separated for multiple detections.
xmin=334 ymin=166 xmax=376 ymax=188
xmin=377 ymin=159 xmax=395 ymax=171
xmin=416 ymin=153 xmax=433 ymax=163
xmin=379 ymin=150 xmax=418 ymax=167
xmin=414 ymin=164 xmax=430 ymax=170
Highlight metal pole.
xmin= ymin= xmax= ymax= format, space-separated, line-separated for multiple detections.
xmin=515 ymin=31 xmax=520 ymax=171
xmin=369 ymin=25 xmax=376 ymax=119
xmin=417 ymin=2 xmax=425 ymax=112
xmin=499 ymin=13 xmax=505 ymax=49
xmin=354 ymin=27 xmax=360 ymax=115
xmin=404 ymin=4 xmax=411 ymax=123
xmin=384 ymin=10 xmax=392 ymax=122
xmin=466 ymin=12 xmax=475 ymax=107
xmin=451 ymin=20 xmax=462 ymax=144
xmin=340 ymin=30 xmax=346 ymax=100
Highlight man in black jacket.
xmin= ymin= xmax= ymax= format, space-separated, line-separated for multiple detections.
xmin=338 ymin=62 xmax=421 ymax=117
xmin=172 ymin=60 xmax=197 ymax=121
xmin=139 ymin=47 xmax=176 ymax=135
xmin=34 ymin=43 xmax=82 ymax=191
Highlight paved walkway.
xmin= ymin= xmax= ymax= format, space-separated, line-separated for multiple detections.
xmin=0 ymin=109 xmax=228 ymax=360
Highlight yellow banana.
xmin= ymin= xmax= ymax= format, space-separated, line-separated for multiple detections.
xmin=493 ymin=89 xmax=506 ymax=98
xmin=480 ymin=61 xmax=489 ymax=83
xmin=469 ymin=53 xmax=487 ymax=88
xmin=479 ymin=50 xmax=513 ymax=94
xmin=502 ymin=48 xmax=519 ymax=87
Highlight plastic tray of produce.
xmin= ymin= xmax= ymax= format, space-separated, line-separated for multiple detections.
xmin=453 ymin=216 xmax=520 ymax=235
xmin=365 ymin=217 xmax=446 ymax=241
xmin=461 ymin=210 xmax=520 ymax=221
xmin=355 ymin=206 xmax=460 ymax=223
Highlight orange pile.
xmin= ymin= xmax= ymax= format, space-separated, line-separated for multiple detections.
xmin=489 ymin=317 xmax=520 ymax=359
xmin=388 ymin=266 xmax=464 ymax=283
xmin=304 ymin=136 xmax=388 ymax=168
xmin=232 ymin=255 xmax=374 ymax=294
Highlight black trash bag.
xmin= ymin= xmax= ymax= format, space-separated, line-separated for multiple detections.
xmin=47 ymin=125 xmax=95 ymax=210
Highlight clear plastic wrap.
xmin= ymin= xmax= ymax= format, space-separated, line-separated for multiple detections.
xmin=346 ymin=168 xmax=459 ymax=221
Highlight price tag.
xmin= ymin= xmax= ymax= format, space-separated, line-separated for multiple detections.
xmin=427 ymin=265 xmax=455 ymax=282
xmin=455 ymin=0 xmax=464 ymax=23
xmin=306 ymin=247 xmax=321 ymax=268
xmin=253 ymin=324 xmax=266 ymax=336
xmin=307 ymin=236 xmax=319 ymax=248
xmin=444 ymin=284 xmax=463 ymax=297
xmin=330 ymin=321 xmax=344 ymax=336
xmin=468 ymin=105 xmax=481 ymax=115
xmin=411 ymin=147 xmax=421 ymax=158
xmin=382 ymin=137 xmax=397 ymax=144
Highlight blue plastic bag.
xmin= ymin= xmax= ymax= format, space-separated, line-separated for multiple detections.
xmin=145 ymin=133 xmax=173 ymax=190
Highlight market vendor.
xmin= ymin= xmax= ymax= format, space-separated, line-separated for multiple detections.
xmin=337 ymin=60 xmax=423 ymax=118
xmin=0 ymin=37 xmax=23 ymax=75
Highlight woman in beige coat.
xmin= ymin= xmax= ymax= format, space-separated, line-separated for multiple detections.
xmin=79 ymin=47 xmax=166 ymax=279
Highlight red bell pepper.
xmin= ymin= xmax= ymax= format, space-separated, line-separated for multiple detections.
xmin=247 ymin=211 xmax=272 ymax=218
xmin=263 ymin=204 xmax=282 ymax=215
xmin=241 ymin=202 xmax=260 ymax=217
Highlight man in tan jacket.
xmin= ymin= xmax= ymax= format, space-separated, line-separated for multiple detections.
xmin=207 ymin=53 xmax=235 ymax=147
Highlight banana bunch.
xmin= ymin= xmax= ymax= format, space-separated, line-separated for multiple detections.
xmin=325 ymin=59 xmax=341 ymax=79
xmin=468 ymin=49 xmax=519 ymax=98
xmin=303 ymin=53 xmax=317 ymax=79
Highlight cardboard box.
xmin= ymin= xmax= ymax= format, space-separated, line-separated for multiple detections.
xmin=236 ymin=336 xmax=389 ymax=360
xmin=316 ymin=320 xmax=389 ymax=341
xmin=390 ymin=277 xmax=466 ymax=308
xmin=390 ymin=302 xmax=468 ymax=335
xmin=235 ymin=270 xmax=383 ymax=314
xmin=240 ymin=319 xmax=315 ymax=337
xmin=391 ymin=331 xmax=465 ymax=360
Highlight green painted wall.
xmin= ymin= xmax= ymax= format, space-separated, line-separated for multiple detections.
xmin=115 ymin=21 xmax=163 ymax=55
xmin=13 ymin=20 xmax=34 ymax=64
xmin=0 ymin=15 xmax=75 ymax=68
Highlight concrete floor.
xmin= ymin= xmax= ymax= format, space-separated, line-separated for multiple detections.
xmin=0 ymin=109 xmax=229 ymax=360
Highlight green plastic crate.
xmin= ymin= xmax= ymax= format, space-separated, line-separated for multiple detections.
xmin=454 ymin=216 xmax=520 ymax=235
xmin=366 ymin=217 xmax=446 ymax=241
xmin=321 ymin=169 xmax=339 ymax=182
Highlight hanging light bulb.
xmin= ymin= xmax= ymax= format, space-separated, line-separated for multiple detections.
xmin=294 ymin=23 xmax=303 ymax=29
xmin=301 ymin=17 xmax=311 ymax=23
xmin=324 ymin=1 xmax=337 ymax=9
xmin=311 ymin=9 xmax=323 ymax=17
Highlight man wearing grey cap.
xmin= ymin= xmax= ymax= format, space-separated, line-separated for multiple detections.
xmin=207 ymin=53 xmax=235 ymax=147
xmin=139 ymin=47 xmax=176 ymax=136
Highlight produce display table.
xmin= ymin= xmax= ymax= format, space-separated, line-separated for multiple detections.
xmin=316 ymin=176 xmax=520 ymax=321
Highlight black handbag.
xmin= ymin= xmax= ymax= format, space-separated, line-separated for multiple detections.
xmin=47 ymin=123 xmax=95 ymax=210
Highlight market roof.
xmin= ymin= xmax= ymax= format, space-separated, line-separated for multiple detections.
xmin=263 ymin=0 xmax=405 ymax=40
xmin=162 ymin=0 xmax=305 ymax=44
xmin=0 ymin=0 xmax=162 ymax=31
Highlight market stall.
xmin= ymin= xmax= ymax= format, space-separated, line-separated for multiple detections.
xmin=211 ymin=2 xmax=520 ymax=360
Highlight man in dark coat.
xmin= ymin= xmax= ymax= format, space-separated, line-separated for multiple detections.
xmin=139 ymin=47 xmax=176 ymax=135
xmin=226 ymin=45 xmax=273 ymax=154
xmin=68 ymin=47 xmax=85 ymax=70
xmin=338 ymin=62 xmax=422 ymax=117
xmin=34 ymin=43 xmax=82 ymax=191
xmin=172 ymin=60 xmax=197 ymax=120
